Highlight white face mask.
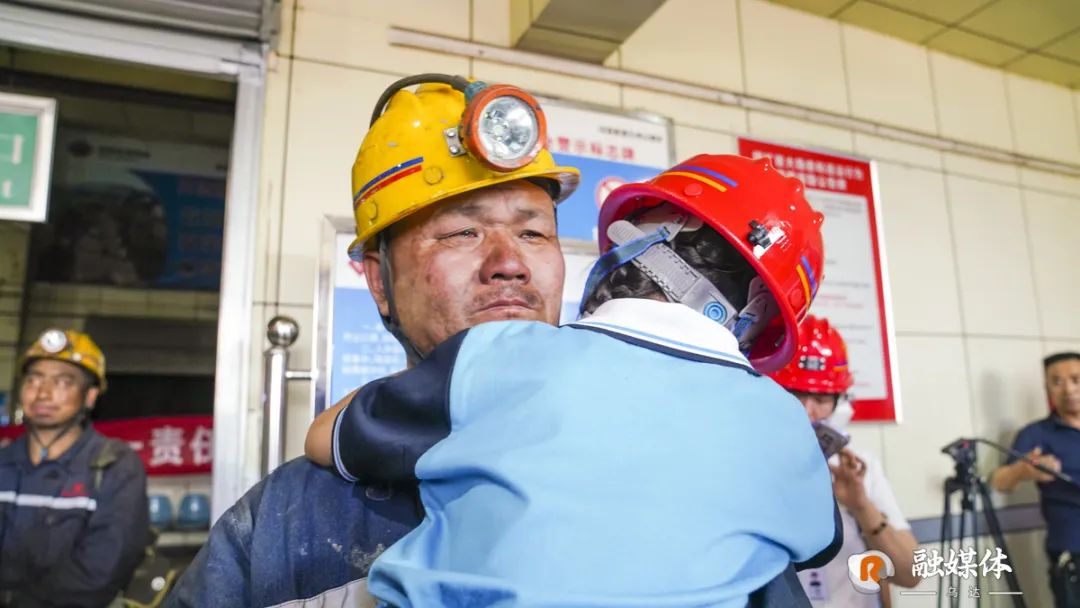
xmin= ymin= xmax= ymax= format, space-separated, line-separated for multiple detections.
xmin=828 ymin=396 xmax=854 ymax=430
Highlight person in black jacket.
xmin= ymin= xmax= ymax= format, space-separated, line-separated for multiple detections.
xmin=0 ymin=329 xmax=149 ymax=608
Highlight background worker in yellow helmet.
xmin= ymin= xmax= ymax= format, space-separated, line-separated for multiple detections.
xmin=0 ymin=329 xmax=150 ymax=607
xmin=166 ymin=74 xmax=578 ymax=607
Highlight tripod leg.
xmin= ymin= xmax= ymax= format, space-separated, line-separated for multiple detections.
xmin=975 ymin=480 xmax=1026 ymax=608
xmin=957 ymin=505 xmax=967 ymax=608
xmin=940 ymin=486 xmax=953 ymax=608
xmin=973 ymin=501 xmax=980 ymax=608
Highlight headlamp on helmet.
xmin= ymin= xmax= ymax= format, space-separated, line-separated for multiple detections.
xmin=370 ymin=74 xmax=547 ymax=174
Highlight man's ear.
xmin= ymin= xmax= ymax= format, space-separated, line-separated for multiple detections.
xmin=84 ymin=386 xmax=101 ymax=411
xmin=362 ymin=249 xmax=391 ymax=318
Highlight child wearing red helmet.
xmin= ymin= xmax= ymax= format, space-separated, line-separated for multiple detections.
xmin=308 ymin=155 xmax=840 ymax=607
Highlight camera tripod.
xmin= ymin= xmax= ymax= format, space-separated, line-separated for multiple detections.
xmin=938 ymin=439 xmax=1025 ymax=608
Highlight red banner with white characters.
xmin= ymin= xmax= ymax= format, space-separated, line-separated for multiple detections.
xmin=0 ymin=415 xmax=212 ymax=476
xmin=738 ymin=138 xmax=900 ymax=423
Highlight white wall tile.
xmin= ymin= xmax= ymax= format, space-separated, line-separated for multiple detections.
xmin=1023 ymin=190 xmax=1080 ymax=339
xmin=673 ymin=126 xmax=738 ymax=162
xmin=1044 ymin=339 xmax=1079 ymax=356
xmin=622 ymin=87 xmax=747 ymax=134
xmin=618 ymin=0 xmax=743 ymax=93
xmin=964 ymin=337 xmax=1046 ymax=475
xmin=293 ymin=4 xmax=469 ymax=76
xmin=255 ymin=58 xmax=293 ymax=305
xmin=881 ymin=335 xmax=973 ymax=519
xmin=1019 ymin=167 xmax=1080 ymax=196
xmin=946 ymin=176 xmax=1040 ymax=337
xmin=963 ymin=334 xmax=1045 ymax=507
xmin=747 ymin=111 xmax=854 ymax=152
xmin=279 ymin=62 xmax=398 ymax=305
xmin=853 ymin=133 xmax=942 ymax=171
xmin=1006 ymin=74 xmax=1080 ymax=165
xmin=943 ymin=153 xmax=1019 ymax=185
xmin=471 ymin=0 xmax=514 ymax=47
xmin=298 ymin=0 xmax=470 ymax=36
xmin=276 ymin=0 xmax=296 ymax=55
xmin=471 ymin=60 xmax=621 ymax=108
xmin=930 ymin=52 xmax=1014 ymax=151
xmin=842 ymin=25 xmax=937 ymax=134
xmin=1075 ymin=91 xmax=1080 ymax=151
xmin=877 ymin=163 xmax=962 ymax=334
xmin=740 ymin=0 xmax=849 ymax=115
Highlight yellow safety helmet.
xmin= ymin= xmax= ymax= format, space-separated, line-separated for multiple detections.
xmin=349 ymin=74 xmax=580 ymax=256
xmin=20 ymin=329 xmax=107 ymax=391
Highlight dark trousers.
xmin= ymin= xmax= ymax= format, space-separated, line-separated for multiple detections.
xmin=748 ymin=565 xmax=813 ymax=608
xmin=1050 ymin=551 xmax=1080 ymax=608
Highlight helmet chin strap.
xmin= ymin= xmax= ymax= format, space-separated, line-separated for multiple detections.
xmin=581 ymin=203 xmax=779 ymax=352
xmin=25 ymin=404 xmax=89 ymax=461
xmin=377 ymin=235 xmax=426 ymax=366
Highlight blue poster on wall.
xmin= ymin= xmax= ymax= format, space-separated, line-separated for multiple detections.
xmin=551 ymin=154 xmax=664 ymax=242
xmin=543 ymin=98 xmax=672 ymax=242
xmin=324 ymin=233 xmax=409 ymax=407
xmin=133 ymin=171 xmax=225 ymax=290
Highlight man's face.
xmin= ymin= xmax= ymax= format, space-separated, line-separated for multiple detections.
xmin=1046 ymin=359 xmax=1080 ymax=416
xmin=364 ymin=181 xmax=565 ymax=358
xmin=20 ymin=359 xmax=98 ymax=430
xmin=792 ymin=391 xmax=839 ymax=423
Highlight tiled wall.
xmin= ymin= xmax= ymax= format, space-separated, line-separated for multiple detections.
xmin=259 ymin=1 xmax=1080 ymax=604
xmin=0 ymin=223 xmax=30 ymax=397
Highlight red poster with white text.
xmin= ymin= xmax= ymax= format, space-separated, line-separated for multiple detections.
xmin=739 ymin=138 xmax=900 ymax=423
xmin=0 ymin=415 xmax=213 ymax=475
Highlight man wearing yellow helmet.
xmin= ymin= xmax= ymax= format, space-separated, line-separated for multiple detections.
xmin=0 ymin=329 xmax=150 ymax=607
xmin=167 ymin=75 xmax=579 ymax=607
xmin=170 ymin=75 xmax=827 ymax=608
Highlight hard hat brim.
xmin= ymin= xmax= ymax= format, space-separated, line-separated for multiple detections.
xmin=348 ymin=165 xmax=580 ymax=258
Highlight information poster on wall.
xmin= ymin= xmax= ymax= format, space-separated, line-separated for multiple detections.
xmin=316 ymin=100 xmax=675 ymax=413
xmin=541 ymin=98 xmax=673 ymax=242
xmin=738 ymin=138 xmax=900 ymax=423
xmin=34 ymin=129 xmax=228 ymax=290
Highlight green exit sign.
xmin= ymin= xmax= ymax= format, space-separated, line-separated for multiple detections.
xmin=0 ymin=92 xmax=56 ymax=223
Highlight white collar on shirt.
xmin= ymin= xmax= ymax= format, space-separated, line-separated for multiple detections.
xmin=569 ymin=298 xmax=751 ymax=369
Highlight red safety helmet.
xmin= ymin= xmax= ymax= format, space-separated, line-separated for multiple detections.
xmin=769 ymin=315 xmax=854 ymax=394
xmin=599 ymin=154 xmax=825 ymax=372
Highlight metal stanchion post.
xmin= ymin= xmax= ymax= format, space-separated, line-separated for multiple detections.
xmin=262 ymin=316 xmax=299 ymax=476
